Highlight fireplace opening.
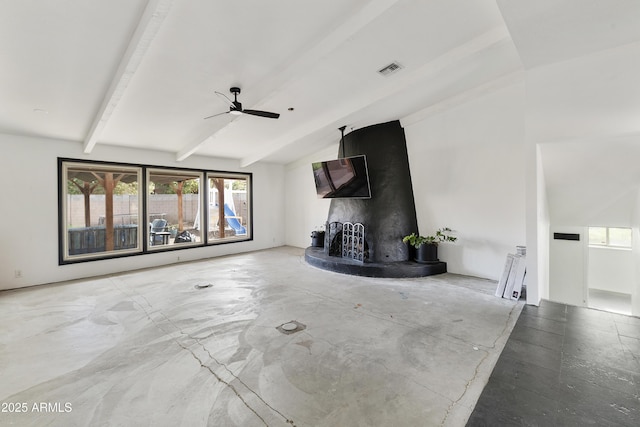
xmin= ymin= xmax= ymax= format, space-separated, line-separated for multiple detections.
xmin=324 ymin=221 xmax=368 ymax=263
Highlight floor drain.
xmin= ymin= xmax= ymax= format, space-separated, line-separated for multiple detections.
xmin=282 ymin=322 xmax=297 ymax=331
xmin=194 ymin=283 xmax=212 ymax=289
xmin=276 ymin=320 xmax=306 ymax=335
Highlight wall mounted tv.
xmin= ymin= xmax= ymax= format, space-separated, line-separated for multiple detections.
xmin=312 ymin=155 xmax=372 ymax=199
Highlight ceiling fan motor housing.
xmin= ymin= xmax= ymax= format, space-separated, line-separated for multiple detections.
xmin=230 ymin=87 xmax=242 ymax=112
xmin=205 ymin=86 xmax=279 ymax=119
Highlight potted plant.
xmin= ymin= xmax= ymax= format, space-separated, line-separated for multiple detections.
xmin=402 ymin=227 xmax=457 ymax=263
xmin=169 ymin=225 xmax=178 ymax=238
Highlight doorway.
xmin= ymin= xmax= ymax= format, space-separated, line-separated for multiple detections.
xmin=548 ymin=226 xmax=634 ymax=316
xmin=586 ymin=227 xmax=633 ymax=315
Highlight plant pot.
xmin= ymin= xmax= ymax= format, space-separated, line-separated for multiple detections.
xmin=310 ymin=231 xmax=325 ymax=248
xmin=415 ymin=243 xmax=438 ymax=263
xmin=406 ymin=243 xmax=416 ymax=261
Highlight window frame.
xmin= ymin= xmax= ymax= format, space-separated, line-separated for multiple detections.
xmin=588 ymin=226 xmax=632 ymax=249
xmin=59 ymin=159 xmax=144 ymax=264
xmin=146 ymin=168 xmax=205 ymax=251
xmin=205 ymin=172 xmax=253 ymax=244
xmin=58 ymin=158 xmax=253 ymax=265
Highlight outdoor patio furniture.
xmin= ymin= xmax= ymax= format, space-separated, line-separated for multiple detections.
xmin=149 ymin=219 xmax=170 ymax=245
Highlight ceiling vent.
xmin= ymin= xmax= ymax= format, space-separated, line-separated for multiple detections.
xmin=378 ymin=62 xmax=403 ymax=76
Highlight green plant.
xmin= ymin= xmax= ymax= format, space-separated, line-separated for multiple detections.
xmin=402 ymin=227 xmax=457 ymax=248
xmin=402 ymin=232 xmax=428 ymax=248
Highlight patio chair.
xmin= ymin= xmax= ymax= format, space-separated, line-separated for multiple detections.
xmin=149 ymin=219 xmax=169 ymax=245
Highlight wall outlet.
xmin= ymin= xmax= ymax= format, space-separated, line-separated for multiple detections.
xmin=14 ymin=270 xmax=22 ymax=278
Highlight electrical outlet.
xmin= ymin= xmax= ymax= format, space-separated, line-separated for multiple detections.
xmin=14 ymin=270 xmax=22 ymax=278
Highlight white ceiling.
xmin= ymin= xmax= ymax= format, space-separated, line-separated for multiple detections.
xmin=1 ymin=0 xmax=639 ymax=173
xmin=540 ymin=136 xmax=640 ymax=225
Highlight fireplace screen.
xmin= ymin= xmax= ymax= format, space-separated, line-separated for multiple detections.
xmin=342 ymin=222 xmax=365 ymax=262
xmin=325 ymin=221 xmax=366 ymax=262
xmin=325 ymin=222 xmax=342 ymax=256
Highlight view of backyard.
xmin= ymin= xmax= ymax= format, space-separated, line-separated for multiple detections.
xmin=61 ymin=160 xmax=251 ymax=262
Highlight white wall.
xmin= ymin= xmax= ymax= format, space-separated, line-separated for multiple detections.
xmin=527 ymin=144 xmax=549 ymax=305
xmin=0 ymin=134 xmax=286 ymax=291
xmin=587 ymin=247 xmax=634 ymax=294
xmin=527 ymin=41 xmax=640 ymax=309
xmin=526 ymin=41 xmax=640 ymax=145
xmin=548 ymin=226 xmax=586 ymax=307
xmin=402 ymin=82 xmax=526 ymax=280
xmin=284 ymin=144 xmax=337 ymax=249
xmin=631 ymin=188 xmax=640 ymax=316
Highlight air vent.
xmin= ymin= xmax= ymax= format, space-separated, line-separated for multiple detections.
xmin=554 ymin=233 xmax=580 ymax=241
xmin=378 ymin=62 xmax=403 ymax=76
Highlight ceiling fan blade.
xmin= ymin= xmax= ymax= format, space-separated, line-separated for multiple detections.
xmin=215 ymin=91 xmax=235 ymax=108
xmin=243 ymin=109 xmax=280 ymax=119
xmin=203 ymin=111 xmax=228 ymax=120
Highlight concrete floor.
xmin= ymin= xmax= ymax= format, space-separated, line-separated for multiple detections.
xmin=0 ymin=246 xmax=521 ymax=427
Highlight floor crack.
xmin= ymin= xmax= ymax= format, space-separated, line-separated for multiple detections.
xmin=109 ymin=277 xmax=297 ymax=427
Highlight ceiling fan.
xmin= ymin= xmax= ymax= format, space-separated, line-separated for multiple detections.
xmin=204 ymin=87 xmax=280 ymax=120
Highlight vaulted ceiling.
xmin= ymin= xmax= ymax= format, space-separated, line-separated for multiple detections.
xmin=1 ymin=0 xmax=639 ymax=170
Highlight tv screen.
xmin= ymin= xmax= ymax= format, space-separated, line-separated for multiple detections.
xmin=312 ymin=155 xmax=371 ymax=199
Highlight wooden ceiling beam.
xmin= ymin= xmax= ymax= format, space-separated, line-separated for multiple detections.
xmin=83 ymin=0 xmax=173 ymax=154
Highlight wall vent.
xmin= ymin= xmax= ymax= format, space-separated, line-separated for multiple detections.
xmin=554 ymin=232 xmax=580 ymax=241
xmin=378 ymin=62 xmax=403 ymax=76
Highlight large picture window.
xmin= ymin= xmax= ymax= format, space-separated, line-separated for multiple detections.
xmin=61 ymin=161 xmax=143 ymax=262
xmin=147 ymin=169 xmax=203 ymax=249
xmin=206 ymin=173 xmax=252 ymax=243
xmin=59 ymin=159 xmax=253 ymax=264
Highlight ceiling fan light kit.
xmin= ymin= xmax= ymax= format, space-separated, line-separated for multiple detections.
xmin=205 ymin=87 xmax=280 ymax=120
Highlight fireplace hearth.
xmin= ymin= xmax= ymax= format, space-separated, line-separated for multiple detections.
xmin=305 ymin=246 xmax=446 ymax=278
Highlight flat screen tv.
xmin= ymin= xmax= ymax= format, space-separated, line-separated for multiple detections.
xmin=312 ymin=155 xmax=371 ymax=199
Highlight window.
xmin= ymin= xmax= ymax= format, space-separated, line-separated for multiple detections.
xmin=588 ymin=227 xmax=632 ymax=248
xmin=147 ymin=169 xmax=203 ymax=249
xmin=61 ymin=161 xmax=143 ymax=262
xmin=59 ymin=159 xmax=253 ymax=264
xmin=206 ymin=173 xmax=252 ymax=243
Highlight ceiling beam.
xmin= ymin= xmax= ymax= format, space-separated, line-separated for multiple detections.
xmin=83 ymin=0 xmax=173 ymax=154
xmin=239 ymin=26 xmax=512 ymax=167
xmin=401 ymin=70 xmax=525 ymax=128
xmin=176 ymin=118 xmax=239 ymax=162
xmin=175 ymin=0 xmax=403 ymax=162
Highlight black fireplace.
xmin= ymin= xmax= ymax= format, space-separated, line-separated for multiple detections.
xmin=305 ymin=120 xmax=446 ymax=278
